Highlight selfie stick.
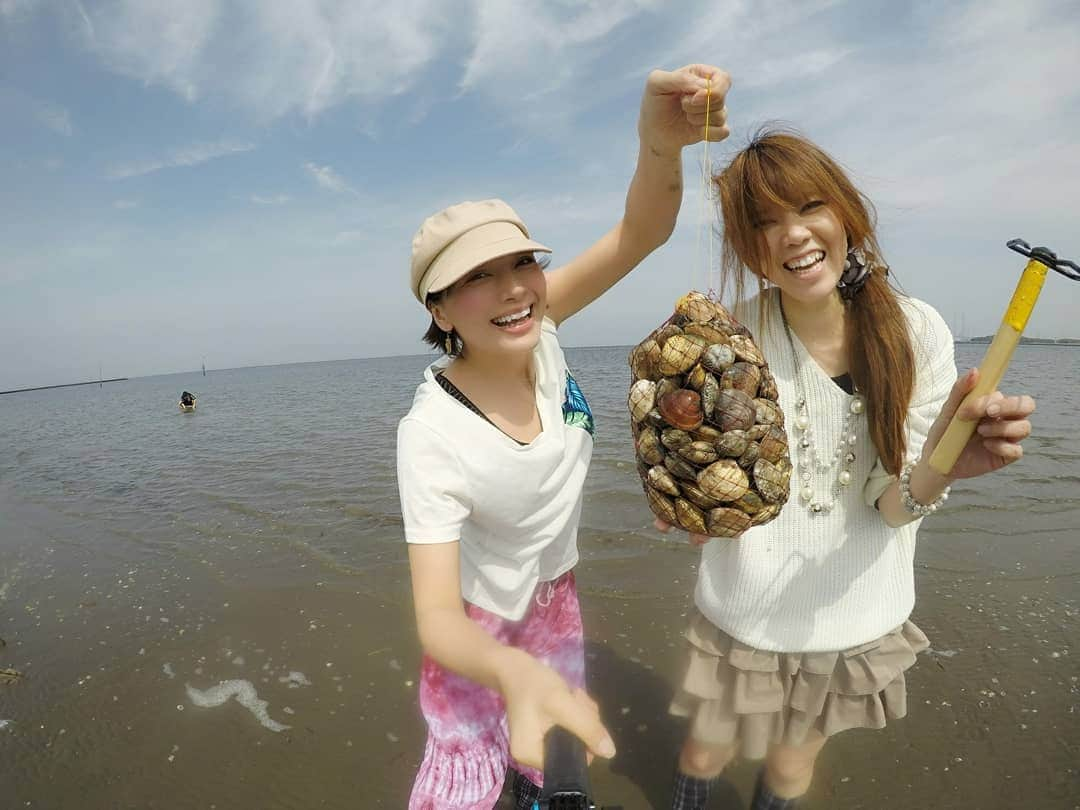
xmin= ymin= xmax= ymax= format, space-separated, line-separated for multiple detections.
xmin=928 ymin=239 xmax=1079 ymax=475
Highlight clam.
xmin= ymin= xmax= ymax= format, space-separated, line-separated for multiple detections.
xmin=664 ymin=452 xmax=701 ymax=482
xmin=737 ymin=442 xmax=760 ymax=469
xmin=715 ymin=389 xmax=756 ymax=432
xmin=629 ymin=292 xmax=789 ymax=535
xmin=659 ymin=334 xmax=707 ymax=376
xmin=679 ymin=441 xmax=719 ymax=466
xmin=720 ymin=362 xmax=761 ymax=397
xmin=653 ymin=323 xmax=684 ymax=347
xmin=759 ymin=367 xmax=779 ymax=401
xmin=757 ymin=425 xmax=790 ymax=464
xmin=684 ymin=322 xmax=731 ymax=346
xmin=754 ymin=398 xmax=785 ymax=427
xmin=750 ymin=503 xmax=783 ymax=526
xmin=648 ymin=465 xmax=681 ymax=497
xmin=646 ymin=486 xmax=679 ymax=524
xmin=753 ymin=458 xmax=792 ymax=504
xmin=736 ymin=490 xmax=766 ymax=515
xmin=660 ymin=427 xmax=693 ymax=451
xmin=628 ymin=379 xmax=656 ymax=424
xmin=681 ymin=481 xmax=724 ymax=510
xmin=675 ymin=498 xmax=708 ymax=534
xmin=686 ymin=363 xmax=707 ymax=391
xmin=635 ymin=427 xmax=665 ymax=465
xmin=729 ymin=334 xmax=765 ymax=365
xmin=715 ymin=429 xmax=749 ymax=458
xmin=675 ymin=291 xmax=718 ymax=323
xmin=706 ymin=507 xmax=752 ymax=537
xmin=701 ymin=343 xmax=736 ymax=373
xmin=692 ymin=425 xmax=723 ymax=444
xmin=630 ymin=339 xmax=662 ymax=380
xmin=697 ymin=459 xmax=750 ymax=503
xmin=701 ymin=374 xmax=720 ymax=418
xmin=658 ymin=389 xmax=704 ymax=432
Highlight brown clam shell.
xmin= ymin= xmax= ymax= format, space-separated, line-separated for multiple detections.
xmin=758 ymin=367 xmax=779 ymax=401
xmin=701 ymin=343 xmax=736 ymax=373
xmin=635 ymin=427 xmax=665 ymax=465
xmin=664 ymin=453 xmax=700 ymax=482
xmin=659 ymin=334 xmax=706 ymax=376
xmin=714 ymin=430 xmax=749 ymax=458
xmin=628 ymin=379 xmax=656 ymax=424
xmin=658 ymin=389 xmax=704 ymax=432
xmin=684 ymin=322 xmax=731 ymax=346
xmin=630 ymin=339 xmax=662 ymax=380
xmin=692 ymin=425 xmax=723 ymax=444
xmin=701 ymin=374 xmax=720 ymax=418
xmin=675 ymin=292 xmax=718 ymax=324
xmin=653 ymin=324 xmax=684 ymax=347
xmin=648 ymin=465 xmax=681 ymax=497
xmin=729 ymin=334 xmax=765 ymax=365
xmin=660 ymin=428 xmax=693 ymax=451
xmin=714 ymin=388 xmax=756 ymax=432
xmin=757 ymin=425 xmax=790 ymax=464
xmin=679 ymin=441 xmax=719 ymax=466
xmin=754 ymin=398 xmax=785 ymax=427
xmin=720 ymin=362 xmax=761 ymax=397
xmin=737 ymin=441 xmax=760 ymax=469
xmin=736 ymin=490 xmax=766 ymax=515
xmin=706 ymin=507 xmax=752 ymax=537
xmin=697 ymin=459 xmax=750 ymax=503
xmin=675 ymin=498 xmax=708 ymax=534
xmin=750 ymin=503 xmax=782 ymax=526
xmin=686 ymin=363 xmax=707 ymax=391
xmin=753 ymin=458 xmax=792 ymax=504
xmin=681 ymin=481 xmax=723 ymax=510
xmin=645 ymin=486 xmax=679 ymax=525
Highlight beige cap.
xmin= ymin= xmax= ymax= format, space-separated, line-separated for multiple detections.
xmin=410 ymin=199 xmax=550 ymax=303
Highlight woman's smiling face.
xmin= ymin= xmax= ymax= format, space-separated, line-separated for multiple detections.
xmin=755 ymin=197 xmax=848 ymax=307
xmin=430 ymin=251 xmax=547 ymax=359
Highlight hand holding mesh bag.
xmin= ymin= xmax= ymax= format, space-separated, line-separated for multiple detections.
xmin=627 ymin=292 xmax=792 ymax=537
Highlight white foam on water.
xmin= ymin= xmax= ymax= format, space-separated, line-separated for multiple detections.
xmin=0 ymin=719 xmax=11 ymax=730
xmin=162 ymin=663 xmax=175 ymax=679
xmin=185 ymin=680 xmax=291 ymax=732
xmin=926 ymin=648 xmax=959 ymax=658
xmin=278 ymin=671 xmax=311 ymax=689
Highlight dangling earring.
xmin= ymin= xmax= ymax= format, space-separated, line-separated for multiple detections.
xmin=444 ymin=331 xmax=454 ymax=355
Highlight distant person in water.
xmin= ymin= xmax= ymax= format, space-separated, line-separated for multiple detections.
xmin=180 ymin=392 xmax=196 ymax=407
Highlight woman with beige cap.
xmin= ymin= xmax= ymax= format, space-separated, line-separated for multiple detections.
xmin=397 ymin=64 xmax=730 ymax=809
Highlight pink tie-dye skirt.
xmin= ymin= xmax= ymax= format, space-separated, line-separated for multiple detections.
xmin=408 ymin=570 xmax=586 ymax=810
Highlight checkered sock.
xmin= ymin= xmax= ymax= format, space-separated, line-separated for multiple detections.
xmin=750 ymin=771 xmax=801 ymax=810
xmin=671 ymin=769 xmax=719 ymax=810
xmin=511 ymin=770 xmax=542 ymax=810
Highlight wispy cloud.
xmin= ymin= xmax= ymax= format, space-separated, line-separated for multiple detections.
xmin=250 ymin=194 xmax=291 ymax=205
xmin=113 ymin=199 xmax=139 ymax=209
xmin=66 ymin=1 xmax=452 ymax=121
xmin=33 ymin=100 xmax=73 ymax=135
xmin=107 ymin=140 xmax=255 ymax=180
xmin=303 ymin=162 xmax=354 ymax=194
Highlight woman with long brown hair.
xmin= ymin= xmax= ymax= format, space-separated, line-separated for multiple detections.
xmin=663 ymin=129 xmax=1037 ymax=809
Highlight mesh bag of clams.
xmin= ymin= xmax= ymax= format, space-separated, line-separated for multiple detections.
xmin=628 ymin=291 xmax=792 ymax=537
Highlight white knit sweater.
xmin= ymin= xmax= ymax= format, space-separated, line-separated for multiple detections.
xmin=694 ymin=289 xmax=957 ymax=652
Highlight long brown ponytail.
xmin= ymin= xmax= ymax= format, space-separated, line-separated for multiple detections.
xmin=716 ymin=128 xmax=915 ymax=475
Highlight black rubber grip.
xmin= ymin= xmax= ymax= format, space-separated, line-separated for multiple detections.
xmin=539 ymin=726 xmax=591 ymax=804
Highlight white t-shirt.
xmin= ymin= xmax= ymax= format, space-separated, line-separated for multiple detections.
xmin=396 ymin=318 xmax=595 ymax=621
xmin=694 ymin=290 xmax=957 ymax=652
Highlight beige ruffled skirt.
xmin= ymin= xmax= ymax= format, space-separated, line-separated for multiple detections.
xmin=669 ymin=611 xmax=929 ymax=760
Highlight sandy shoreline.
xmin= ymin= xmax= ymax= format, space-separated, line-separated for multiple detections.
xmin=2 ymin=488 xmax=1078 ymax=808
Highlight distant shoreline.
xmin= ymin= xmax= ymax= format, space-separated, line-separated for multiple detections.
xmin=0 ymin=378 xmax=128 ymax=396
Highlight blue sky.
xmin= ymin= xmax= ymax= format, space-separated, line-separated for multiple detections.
xmin=2 ymin=0 xmax=1079 ymax=390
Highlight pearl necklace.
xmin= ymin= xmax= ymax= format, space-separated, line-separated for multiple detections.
xmin=780 ymin=304 xmax=865 ymax=515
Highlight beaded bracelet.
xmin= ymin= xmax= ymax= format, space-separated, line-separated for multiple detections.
xmin=899 ymin=455 xmax=951 ymax=517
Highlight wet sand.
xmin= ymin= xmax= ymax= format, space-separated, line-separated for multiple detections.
xmin=3 ymin=486 xmax=1077 ymax=809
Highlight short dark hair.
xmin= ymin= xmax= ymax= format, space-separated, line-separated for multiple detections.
xmin=420 ymin=253 xmax=551 ymax=357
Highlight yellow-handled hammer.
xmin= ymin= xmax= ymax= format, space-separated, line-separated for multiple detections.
xmin=929 ymin=239 xmax=1079 ymax=476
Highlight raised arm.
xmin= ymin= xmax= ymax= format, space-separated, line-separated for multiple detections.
xmin=545 ymin=64 xmax=731 ymax=325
